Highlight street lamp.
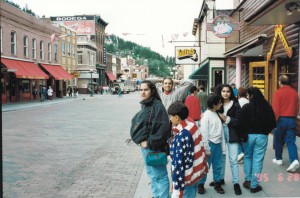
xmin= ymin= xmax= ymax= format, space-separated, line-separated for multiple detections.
xmin=90 ymin=69 xmax=94 ymax=97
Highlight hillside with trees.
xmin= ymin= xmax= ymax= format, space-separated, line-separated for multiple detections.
xmin=105 ymin=35 xmax=175 ymax=78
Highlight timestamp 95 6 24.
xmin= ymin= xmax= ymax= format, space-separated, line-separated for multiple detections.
xmin=255 ymin=173 xmax=299 ymax=182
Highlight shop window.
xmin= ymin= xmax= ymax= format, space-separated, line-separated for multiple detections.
xmin=21 ymin=80 xmax=30 ymax=93
xmin=11 ymin=31 xmax=16 ymax=55
xmin=78 ymin=53 xmax=83 ymax=64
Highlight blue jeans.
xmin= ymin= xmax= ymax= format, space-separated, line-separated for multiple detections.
xmin=274 ymin=117 xmax=299 ymax=162
xmin=224 ymin=125 xmax=239 ymax=184
xmin=243 ymin=134 xmax=268 ymax=188
xmin=238 ymin=143 xmax=244 ymax=155
xmin=141 ymin=148 xmax=169 ymax=198
xmin=199 ymin=142 xmax=222 ymax=184
xmin=183 ymin=182 xmax=197 ymax=198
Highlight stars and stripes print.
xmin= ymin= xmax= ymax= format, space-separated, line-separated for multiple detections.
xmin=170 ymin=129 xmax=194 ymax=197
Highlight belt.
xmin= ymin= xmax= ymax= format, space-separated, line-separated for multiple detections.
xmin=279 ymin=116 xmax=296 ymax=119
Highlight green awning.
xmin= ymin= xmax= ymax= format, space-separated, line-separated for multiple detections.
xmin=189 ymin=60 xmax=209 ymax=80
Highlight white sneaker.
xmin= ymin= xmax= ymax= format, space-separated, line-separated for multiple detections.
xmin=238 ymin=153 xmax=244 ymax=162
xmin=272 ymin=159 xmax=283 ymax=165
xmin=287 ymin=160 xmax=300 ymax=173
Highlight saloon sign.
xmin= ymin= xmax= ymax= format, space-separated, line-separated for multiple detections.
xmin=207 ymin=15 xmax=240 ymax=38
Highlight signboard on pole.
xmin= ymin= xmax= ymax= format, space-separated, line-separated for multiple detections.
xmin=175 ymin=46 xmax=200 ymax=65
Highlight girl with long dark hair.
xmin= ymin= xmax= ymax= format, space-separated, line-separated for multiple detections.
xmin=238 ymin=87 xmax=276 ymax=193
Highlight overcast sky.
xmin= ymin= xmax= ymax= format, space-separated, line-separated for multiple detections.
xmin=11 ymin=0 xmax=232 ymax=57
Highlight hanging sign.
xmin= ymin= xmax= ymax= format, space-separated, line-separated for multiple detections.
xmin=175 ymin=46 xmax=200 ymax=65
xmin=207 ymin=15 xmax=240 ymax=38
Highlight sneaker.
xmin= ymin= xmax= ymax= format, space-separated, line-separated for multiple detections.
xmin=272 ymin=158 xmax=283 ymax=165
xmin=197 ymin=184 xmax=206 ymax=194
xmin=238 ymin=153 xmax=244 ymax=162
xmin=287 ymin=160 xmax=300 ymax=173
xmin=250 ymin=185 xmax=263 ymax=193
xmin=234 ymin=183 xmax=242 ymax=195
xmin=243 ymin=180 xmax=250 ymax=189
xmin=214 ymin=183 xmax=225 ymax=194
xmin=209 ymin=179 xmax=225 ymax=186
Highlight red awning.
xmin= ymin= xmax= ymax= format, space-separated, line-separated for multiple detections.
xmin=1 ymin=58 xmax=49 ymax=79
xmin=106 ymin=72 xmax=116 ymax=81
xmin=40 ymin=64 xmax=73 ymax=80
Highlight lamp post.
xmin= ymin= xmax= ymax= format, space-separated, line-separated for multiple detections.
xmin=90 ymin=69 xmax=93 ymax=97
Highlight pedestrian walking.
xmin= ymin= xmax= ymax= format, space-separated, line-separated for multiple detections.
xmin=157 ymin=78 xmax=192 ymax=111
xmin=117 ymin=87 xmax=122 ymax=98
xmin=67 ymin=86 xmax=73 ymax=97
xmin=197 ymin=95 xmax=225 ymax=195
xmin=272 ymin=75 xmax=300 ymax=173
xmin=167 ymin=101 xmax=208 ymax=198
xmin=209 ymin=86 xmax=215 ymax=96
xmin=73 ymin=86 xmax=78 ymax=98
xmin=39 ymin=85 xmax=43 ymax=102
xmin=42 ymin=86 xmax=47 ymax=101
xmin=238 ymin=87 xmax=276 ymax=193
xmin=212 ymin=84 xmax=242 ymax=195
xmin=185 ymin=86 xmax=201 ymax=127
xmin=197 ymin=85 xmax=208 ymax=113
xmin=130 ymin=80 xmax=171 ymax=198
xmin=237 ymin=87 xmax=249 ymax=163
xmin=32 ymin=86 xmax=37 ymax=101
xmin=47 ymin=86 xmax=53 ymax=101
xmin=231 ymin=83 xmax=238 ymax=98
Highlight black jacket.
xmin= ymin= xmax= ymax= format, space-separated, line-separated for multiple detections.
xmin=130 ymin=97 xmax=171 ymax=151
xmin=238 ymin=103 xmax=276 ymax=137
xmin=218 ymin=100 xmax=242 ymax=143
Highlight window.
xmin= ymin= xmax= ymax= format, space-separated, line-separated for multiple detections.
xmin=67 ymin=43 xmax=71 ymax=56
xmin=0 ymin=27 xmax=2 ymax=53
xmin=72 ymin=45 xmax=75 ymax=57
xmin=11 ymin=31 xmax=16 ymax=55
xmin=40 ymin=41 xmax=44 ymax=60
xmin=54 ymin=44 xmax=58 ymax=62
xmin=48 ymin=43 xmax=51 ymax=62
xmin=78 ymin=53 xmax=83 ymax=64
xmin=32 ymin=39 xmax=36 ymax=59
xmin=23 ymin=36 xmax=29 ymax=58
xmin=62 ymin=42 xmax=65 ymax=56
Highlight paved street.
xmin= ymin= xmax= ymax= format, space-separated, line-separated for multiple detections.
xmin=2 ymin=93 xmax=300 ymax=198
xmin=3 ymin=93 xmax=144 ymax=198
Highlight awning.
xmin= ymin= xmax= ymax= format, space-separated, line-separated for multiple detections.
xmin=189 ymin=60 xmax=209 ymax=80
xmin=40 ymin=64 xmax=73 ymax=80
xmin=224 ymin=34 xmax=267 ymax=56
xmin=1 ymin=58 xmax=48 ymax=79
xmin=105 ymin=71 xmax=116 ymax=81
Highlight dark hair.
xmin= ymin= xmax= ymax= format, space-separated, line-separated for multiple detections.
xmin=246 ymin=86 xmax=274 ymax=123
xmin=162 ymin=78 xmax=174 ymax=92
xmin=279 ymin=75 xmax=290 ymax=85
xmin=167 ymin=101 xmax=189 ymax=120
xmin=140 ymin=80 xmax=162 ymax=101
xmin=238 ymin=87 xmax=247 ymax=98
xmin=215 ymin=84 xmax=237 ymax=101
xmin=207 ymin=95 xmax=222 ymax=109
xmin=190 ymin=86 xmax=197 ymax=93
xmin=199 ymin=85 xmax=205 ymax=91
xmin=210 ymin=86 xmax=215 ymax=93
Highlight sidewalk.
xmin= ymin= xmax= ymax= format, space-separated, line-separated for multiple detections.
xmin=2 ymin=94 xmax=96 ymax=112
xmin=134 ymin=135 xmax=300 ymax=198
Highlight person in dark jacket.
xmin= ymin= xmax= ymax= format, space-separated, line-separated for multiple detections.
xmin=130 ymin=80 xmax=171 ymax=198
xmin=238 ymin=87 xmax=276 ymax=193
xmin=211 ymin=84 xmax=242 ymax=195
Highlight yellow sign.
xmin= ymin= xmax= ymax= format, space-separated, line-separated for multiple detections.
xmin=132 ymin=73 xmax=137 ymax=78
xmin=267 ymin=25 xmax=293 ymax=61
xmin=72 ymin=71 xmax=80 ymax=78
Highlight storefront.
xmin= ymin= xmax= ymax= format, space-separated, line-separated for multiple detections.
xmin=1 ymin=58 xmax=49 ymax=103
xmin=189 ymin=58 xmax=225 ymax=94
xmin=39 ymin=64 xmax=74 ymax=97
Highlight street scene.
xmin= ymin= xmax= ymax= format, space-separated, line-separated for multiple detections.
xmin=1 ymin=0 xmax=300 ymax=197
xmin=2 ymin=94 xmax=300 ymax=198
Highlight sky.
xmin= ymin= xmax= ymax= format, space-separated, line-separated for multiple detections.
xmin=11 ymin=0 xmax=232 ymax=57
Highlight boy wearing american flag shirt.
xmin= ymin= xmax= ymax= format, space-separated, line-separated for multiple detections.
xmin=168 ymin=101 xmax=208 ymax=198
